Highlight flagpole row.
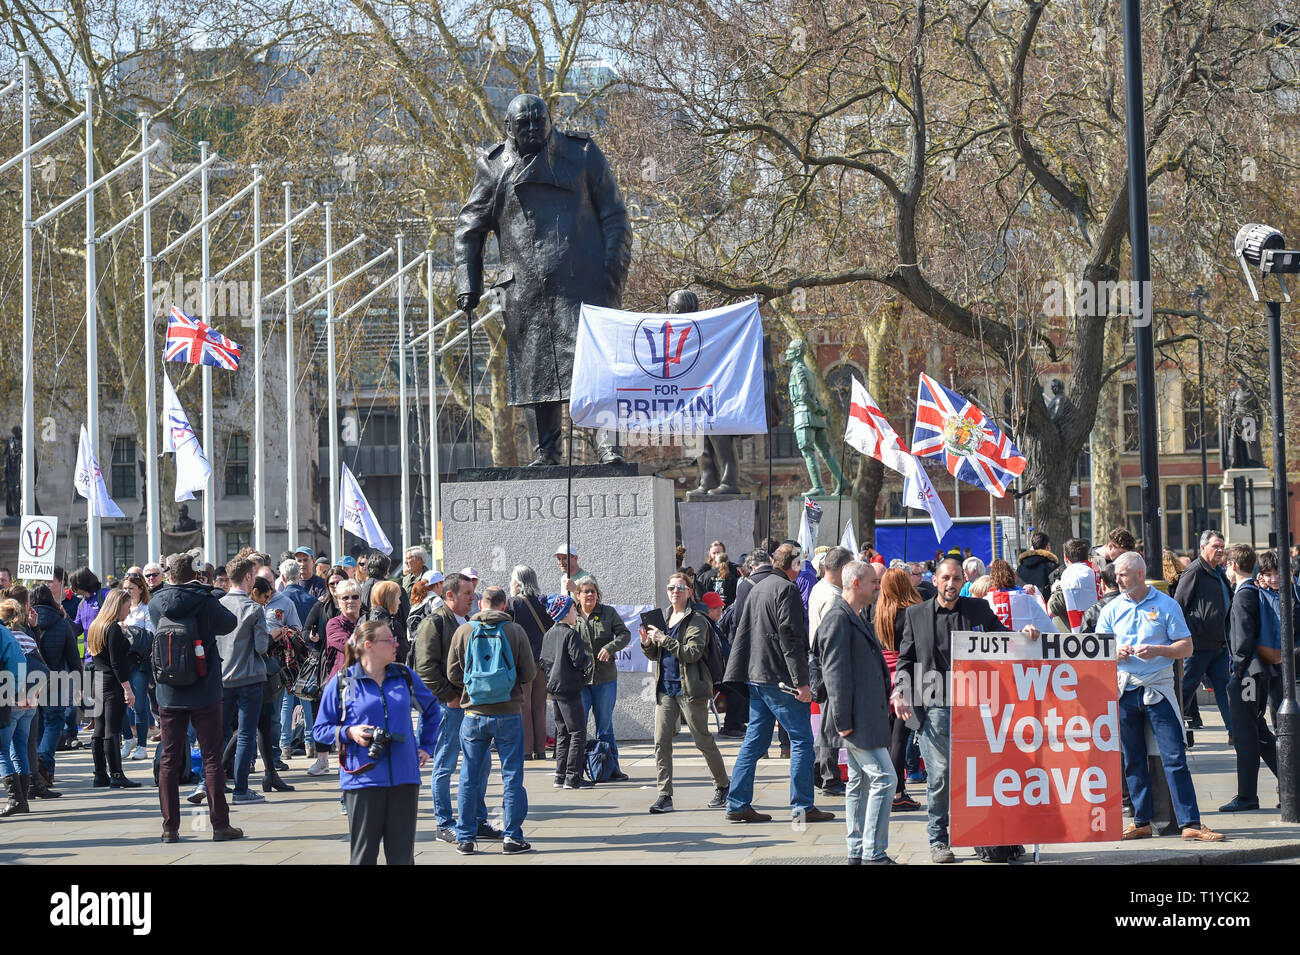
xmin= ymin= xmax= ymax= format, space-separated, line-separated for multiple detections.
xmin=260 ymin=230 xmax=363 ymax=301
xmin=0 ymin=109 xmax=87 ymax=177
xmin=435 ymin=305 xmax=501 ymax=354
xmin=96 ymin=152 xmax=220 ymax=243
xmin=325 ymin=203 xmax=340 ymax=562
xmin=140 ymin=113 xmax=161 ymax=563
xmin=34 ymin=139 xmax=165 ymax=228
xmin=426 ymin=251 xmax=441 ymax=568
xmin=20 ymin=54 xmax=33 ymax=522
xmin=153 ymin=171 xmax=262 ymax=259
xmin=396 ymin=234 xmax=410 ymax=558
xmin=332 ymin=252 xmax=425 ymax=325
xmin=252 ymin=166 xmax=265 ymax=553
xmin=84 ymin=83 xmax=101 ymax=574
xmin=200 ymin=141 xmax=216 ymax=565
xmin=212 ymin=201 xmax=318 ymax=281
xmin=283 ymin=182 xmax=299 ymax=550
xmin=298 ymin=247 xmax=393 ymax=314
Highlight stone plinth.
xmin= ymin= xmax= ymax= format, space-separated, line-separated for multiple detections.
xmin=785 ymin=497 xmax=855 ymax=550
xmin=441 ymin=473 xmax=676 ymax=740
xmin=677 ymin=497 xmax=756 ymax=568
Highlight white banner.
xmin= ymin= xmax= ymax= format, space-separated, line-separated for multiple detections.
xmin=74 ymin=425 xmax=125 ymax=519
xmin=341 ymin=461 xmax=393 ymax=554
xmin=163 ymin=372 xmax=212 ymax=502
xmin=17 ymin=514 xmax=57 ymax=580
xmin=569 ymin=298 xmax=767 ymax=438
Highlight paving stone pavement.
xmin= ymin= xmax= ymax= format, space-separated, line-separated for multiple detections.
xmin=2 ymin=708 xmax=1296 ymax=865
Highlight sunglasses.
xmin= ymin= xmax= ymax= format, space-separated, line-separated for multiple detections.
xmin=666 ymin=585 xmax=690 ymax=592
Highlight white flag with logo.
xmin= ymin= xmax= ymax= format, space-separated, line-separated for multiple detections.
xmin=844 ymin=376 xmax=952 ymax=542
xmin=340 ymin=461 xmax=392 ymax=554
xmin=74 ymin=424 xmax=125 ymax=518
xmin=163 ymin=372 xmax=212 ymax=502
xmin=840 ymin=519 xmax=859 ymax=557
xmin=569 ymin=298 xmax=767 ymax=437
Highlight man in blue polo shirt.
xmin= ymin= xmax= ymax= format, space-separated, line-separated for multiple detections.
xmin=1095 ymin=551 xmax=1225 ymax=843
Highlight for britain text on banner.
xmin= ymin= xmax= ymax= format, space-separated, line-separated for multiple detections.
xmin=948 ymin=629 xmax=1122 ymax=847
xmin=568 ymin=298 xmax=767 ymax=440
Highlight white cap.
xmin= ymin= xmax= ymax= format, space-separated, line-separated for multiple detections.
xmin=555 ymin=544 xmax=578 ymax=557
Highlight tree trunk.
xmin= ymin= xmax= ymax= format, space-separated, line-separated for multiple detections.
xmin=855 ymin=301 xmax=902 ymax=547
xmin=1091 ymin=317 xmax=1126 ymax=543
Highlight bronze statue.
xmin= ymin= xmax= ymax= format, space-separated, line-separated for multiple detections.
xmin=1221 ymin=373 xmax=1265 ymax=469
xmin=1046 ymin=378 xmax=1072 ymax=424
xmin=454 ymin=93 xmax=633 ymax=466
xmin=665 ymin=289 xmax=742 ymax=497
xmin=172 ymin=503 xmax=197 ymax=533
xmin=784 ymin=339 xmax=846 ymax=496
xmin=4 ymin=426 xmax=21 ymax=516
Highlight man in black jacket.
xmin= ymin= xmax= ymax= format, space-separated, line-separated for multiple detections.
xmin=1173 ymin=530 xmax=1234 ymax=732
xmin=1016 ymin=532 xmax=1060 ymax=592
xmin=1221 ymin=544 xmax=1279 ymax=812
xmin=715 ymin=551 xmax=767 ymax=738
xmin=722 ymin=544 xmax=834 ymax=825
xmin=820 ymin=561 xmax=895 ymax=864
xmin=150 ymin=552 xmax=243 ymax=844
xmin=893 ymin=557 xmax=1026 ymax=863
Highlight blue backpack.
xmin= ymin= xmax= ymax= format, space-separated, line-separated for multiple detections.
xmin=585 ymin=739 xmax=617 ymax=783
xmin=463 ymin=620 xmax=517 ymax=705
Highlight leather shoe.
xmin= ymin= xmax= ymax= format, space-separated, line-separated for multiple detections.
xmin=803 ymin=807 xmax=835 ymax=823
xmin=609 ymin=771 xmax=629 ymax=782
xmin=1122 ymin=822 xmax=1152 ymax=840
xmin=1182 ymin=824 xmax=1226 ymax=842
xmin=161 ymin=831 xmax=180 ymax=844
xmin=726 ymin=807 xmax=772 ymax=823
xmin=1218 ymin=797 xmax=1259 ymax=813
xmin=212 ymin=825 xmax=244 ymax=842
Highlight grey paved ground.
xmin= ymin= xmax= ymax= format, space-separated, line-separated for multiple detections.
xmin=2 ymin=708 xmax=1296 ymax=865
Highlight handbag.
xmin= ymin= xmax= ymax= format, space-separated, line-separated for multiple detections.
xmin=290 ymin=647 xmax=327 ymax=701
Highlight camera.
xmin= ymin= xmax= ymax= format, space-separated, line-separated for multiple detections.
xmin=366 ymin=728 xmax=406 ymax=760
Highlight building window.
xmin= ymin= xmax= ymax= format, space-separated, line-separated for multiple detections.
xmin=1124 ymin=480 xmax=1223 ymax=554
xmin=767 ymin=426 xmax=800 ymax=461
xmin=112 ymin=534 xmax=134 ymax=575
xmin=111 ymin=436 xmax=136 ymax=499
xmin=1182 ymin=383 xmax=1220 ymax=452
xmin=75 ymin=535 xmax=88 ymax=568
xmin=225 ymin=432 xmax=249 ymax=497
xmin=225 ymin=531 xmax=250 ymax=562
xmin=1121 ymin=383 xmax=1140 ymax=452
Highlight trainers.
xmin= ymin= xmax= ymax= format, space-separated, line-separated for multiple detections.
xmin=707 ymin=786 xmax=729 ymax=809
xmin=1218 ymin=797 xmax=1259 ymax=813
xmin=476 ymin=822 xmax=504 ymax=841
xmin=435 ymin=827 xmax=457 ymax=843
xmin=648 ymin=795 xmax=674 ymax=814
xmin=930 ymin=843 xmax=956 ymax=864
xmin=131 ymin=745 xmax=148 ymax=761
xmin=456 ymin=841 xmax=476 ymax=855
xmin=563 ymin=778 xmax=595 ymax=790
xmin=502 ymin=838 xmax=533 ymax=854
xmin=186 ymin=783 xmax=207 ymax=805
xmin=232 ymin=790 xmax=266 ymax=804
xmin=553 ymin=776 xmax=564 ymax=788
xmin=906 ymin=770 xmax=927 ymax=784
xmin=121 ymin=740 xmax=135 ymax=759
xmin=892 ymin=794 xmax=921 ymax=812
xmin=307 ymin=755 xmax=330 ymax=776
xmin=1182 ymin=824 xmax=1226 ymax=842
xmin=866 ymin=856 xmax=899 ymax=865
xmin=1122 ymin=823 xmax=1153 ymax=840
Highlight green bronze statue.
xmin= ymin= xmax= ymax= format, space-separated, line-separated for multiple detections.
xmin=784 ymin=339 xmax=846 ymax=497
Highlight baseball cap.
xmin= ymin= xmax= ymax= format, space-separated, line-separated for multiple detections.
xmin=422 ymin=570 xmax=445 ymax=586
xmin=339 ymin=555 xmax=358 ymax=568
xmin=555 ymin=544 xmax=578 ymax=557
xmin=701 ymin=592 xmax=724 ymax=610
xmin=547 ymin=593 xmax=574 ymax=620
xmin=460 ymin=566 xmax=480 ymax=580
xmin=294 ymin=545 xmax=315 ymax=559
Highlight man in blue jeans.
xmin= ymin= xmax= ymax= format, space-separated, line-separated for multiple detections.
xmin=1096 ymin=551 xmax=1225 ymax=843
xmin=1173 ymin=530 xmax=1234 ymax=732
xmin=217 ymin=557 xmax=269 ymax=803
xmin=447 ymin=586 xmax=539 ymax=855
xmin=722 ymin=544 xmax=834 ymax=825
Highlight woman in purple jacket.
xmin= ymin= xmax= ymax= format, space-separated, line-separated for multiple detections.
xmin=313 ymin=621 xmax=439 ymax=865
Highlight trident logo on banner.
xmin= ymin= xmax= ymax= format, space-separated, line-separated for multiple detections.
xmin=634 ymin=317 xmax=702 ymax=380
xmin=24 ymin=522 xmax=52 ymax=556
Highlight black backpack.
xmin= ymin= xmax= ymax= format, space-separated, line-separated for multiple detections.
xmin=974 ymin=844 xmax=1025 ymax=863
xmin=152 ymin=609 xmax=203 ymax=687
xmin=700 ymin=613 xmax=726 ymax=686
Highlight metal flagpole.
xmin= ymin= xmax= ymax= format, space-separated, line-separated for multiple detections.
xmin=20 ymin=54 xmax=34 ymax=520
xmin=199 ymin=142 xmax=215 ymax=563
xmin=284 ymin=183 xmax=298 ymax=549
xmin=427 ymin=251 xmax=440 ymax=567
xmin=466 ymin=308 xmax=477 ymax=468
xmin=397 ymin=234 xmax=410 ymax=556
xmin=140 ymin=113 xmax=161 ymax=563
xmin=84 ymin=83 xmax=101 ymax=575
xmin=325 ymin=203 xmax=340 ymax=561
xmin=251 ymin=166 xmax=265 ymax=552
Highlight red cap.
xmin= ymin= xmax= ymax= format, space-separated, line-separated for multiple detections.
xmin=701 ymin=592 xmax=724 ymax=609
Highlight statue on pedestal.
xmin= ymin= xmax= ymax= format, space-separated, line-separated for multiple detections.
xmin=784 ymin=339 xmax=846 ymax=496
xmin=669 ymin=289 xmax=742 ymax=497
xmin=454 ymin=93 xmax=633 ymax=467
xmin=1221 ymin=374 xmax=1265 ymax=470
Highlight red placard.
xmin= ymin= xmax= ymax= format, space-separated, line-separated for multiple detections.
xmin=949 ymin=630 xmax=1122 ymax=846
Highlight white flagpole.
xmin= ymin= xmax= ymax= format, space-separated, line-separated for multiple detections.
xmin=140 ymin=113 xmax=161 ymax=563
xmin=427 ymin=250 xmax=440 ymax=566
xmin=84 ymin=83 xmax=101 ymax=575
xmin=20 ymin=54 xmax=34 ymax=519
xmin=325 ymin=202 xmax=340 ymax=561
xmin=283 ymin=183 xmax=298 ymax=549
xmin=397 ymin=233 xmax=410 ymax=557
xmin=199 ymin=141 xmax=215 ymax=563
xmin=251 ymin=166 xmax=265 ymax=552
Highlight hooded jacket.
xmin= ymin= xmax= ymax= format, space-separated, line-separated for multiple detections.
xmin=34 ymin=604 xmax=81 ymax=675
xmin=148 ymin=582 xmax=238 ymax=710
xmin=1016 ymin=549 xmax=1060 ymax=592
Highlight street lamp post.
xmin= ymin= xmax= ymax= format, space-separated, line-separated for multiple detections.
xmin=1192 ymin=285 xmax=1209 ymax=535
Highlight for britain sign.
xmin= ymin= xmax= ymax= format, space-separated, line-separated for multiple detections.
xmin=948 ymin=629 xmax=1122 ymax=846
xmin=17 ymin=513 xmax=57 ymax=580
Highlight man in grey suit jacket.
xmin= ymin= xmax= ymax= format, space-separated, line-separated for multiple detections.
xmin=820 ymin=561 xmax=895 ymax=864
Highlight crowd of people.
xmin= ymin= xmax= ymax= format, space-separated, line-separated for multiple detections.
xmin=0 ymin=522 xmax=1285 ymax=865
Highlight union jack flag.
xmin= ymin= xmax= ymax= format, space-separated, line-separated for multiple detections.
xmin=163 ymin=305 xmax=242 ymax=370
xmin=910 ymin=372 xmax=1026 ymax=498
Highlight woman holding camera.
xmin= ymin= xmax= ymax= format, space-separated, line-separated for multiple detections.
xmin=313 ymin=620 xmax=441 ymax=865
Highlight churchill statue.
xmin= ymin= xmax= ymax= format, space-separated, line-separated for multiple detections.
xmin=454 ymin=94 xmax=633 ymax=466
xmin=1221 ymin=373 xmax=1265 ymax=470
